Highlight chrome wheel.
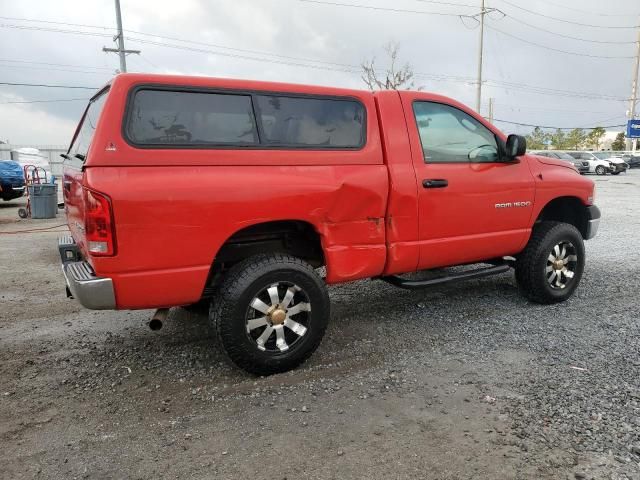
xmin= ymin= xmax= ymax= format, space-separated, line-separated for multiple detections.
xmin=245 ymin=282 xmax=311 ymax=353
xmin=546 ymin=241 xmax=578 ymax=289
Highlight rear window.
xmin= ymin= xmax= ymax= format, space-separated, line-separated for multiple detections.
xmin=126 ymin=90 xmax=258 ymax=146
xmin=69 ymin=89 xmax=109 ymax=159
xmin=124 ymin=87 xmax=365 ymax=149
xmin=255 ymin=95 xmax=364 ymax=148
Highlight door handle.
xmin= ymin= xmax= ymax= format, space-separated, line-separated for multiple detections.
xmin=422 ymin=179 xmax=448 ymax=188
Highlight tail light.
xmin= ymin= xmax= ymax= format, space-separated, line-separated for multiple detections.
xmin=83 ymin=187 xmax=116 ymax=256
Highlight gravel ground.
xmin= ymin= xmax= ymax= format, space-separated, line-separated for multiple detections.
xmin=1 ymin=171 xmax=639 ymax=479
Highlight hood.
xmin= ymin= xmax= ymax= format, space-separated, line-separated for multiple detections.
xmin=0 ymin=160 xmax=24 ymax=178
xmin=531 ymin=155 xmax=578 ymax=172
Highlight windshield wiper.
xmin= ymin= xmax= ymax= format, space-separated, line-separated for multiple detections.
xmin=74 ymin=153 xmax=86 ymax=161
xmin=60 ymin=153 xmax=71 ymax=160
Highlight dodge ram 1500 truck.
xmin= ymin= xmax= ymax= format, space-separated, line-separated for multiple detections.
xmin=59 ymin=74 xmax=600 ymax=375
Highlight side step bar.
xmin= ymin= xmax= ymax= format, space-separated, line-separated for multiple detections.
xmin=380 ymin=263 xmax=511 ymax=290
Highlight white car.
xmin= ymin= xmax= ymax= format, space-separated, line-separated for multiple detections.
xmin=566 ymin=151 xmax=625 ymax=175
xmin=10 ymin=147 xmax=53 ymax=182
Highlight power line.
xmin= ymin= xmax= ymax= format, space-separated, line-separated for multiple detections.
xmin=485 ymin=23 xmax=635 ymax=59
xmin=297 ymin=0 xmax=473 ymax=17
xmin=484 ymin=79 xmax=627 ymax=101
xmin=0 ymin=15 xmax=111 ymax=30
xmin=1 ymin=98 xmax=89 ymax=104
xmin=412 ymin=0 xmax=478 ymax=7
xmin=494 ymin=0 xmax=640 ymax=29
xmin=125 ymin=36 xmax=358 ymax=73
xmin=501 ymin=14 xmax=637 ymax=45
xmin=0 ymin=63 xmax=111 ymax=75
xmin=493 ymin=118 xmax=627 ymax=129
xmin=527 ymin=0 xmax=639 ymax=17
xmin=0 ymin=59 xmax=113 ymax=70
xmin=1 ymin=16 xmax=632 ymax=104
xmin=0 ymin=23 xmax=113 ymax=38
xmin=0 ymin=82 xmax=98 ymax=89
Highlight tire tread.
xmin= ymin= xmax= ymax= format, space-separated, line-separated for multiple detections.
xmin=210 ymin=254 xmax=328 ymax=375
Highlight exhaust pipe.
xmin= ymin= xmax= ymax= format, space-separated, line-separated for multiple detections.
xmin=149 ymin=308 xmax=169 ymax=331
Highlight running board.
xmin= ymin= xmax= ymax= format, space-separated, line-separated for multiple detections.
xmin=380 ymin=264 xmax=511 ymax=290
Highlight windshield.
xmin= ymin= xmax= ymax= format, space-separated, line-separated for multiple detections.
xmin=556 ymin=153 xmax=576 ymax=160
xmin=592 ymin=152 xmax=612 ymax=160
xmin=68 ymin=88 xmax=109 ymax=160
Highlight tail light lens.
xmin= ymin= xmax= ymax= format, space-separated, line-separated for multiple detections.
xmin=83 ymin=187 xmax=116 ymax=256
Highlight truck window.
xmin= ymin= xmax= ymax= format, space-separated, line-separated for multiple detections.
xmin=255 ymin=95 xmax=365 ymax=148
xmin=69 ymin=89 xmax=109 ymax=160
xmin=126 ymin=90 xmax=259 ymax=146
xmin=413 ymin=102 xmax=498 ymax=163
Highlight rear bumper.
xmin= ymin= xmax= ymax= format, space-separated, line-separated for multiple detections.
xmin=58 ymin=235 xmax=116 ymax=310
xmin=585 ymin=205 xmax=600 ymax=240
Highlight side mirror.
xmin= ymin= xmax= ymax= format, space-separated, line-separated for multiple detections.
xmin=505 ymin=134 xmax=527 ymax=159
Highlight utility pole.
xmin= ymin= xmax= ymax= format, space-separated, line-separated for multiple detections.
xmin=488 ymin=97 xmax=494 ymax=123
xmin=627 ymin=21 xmax=640 ymax=152
xmin=475 ymin=0 xmax=486 ymax=113
xmin=102 ymin=0 xmax=140 ymax=73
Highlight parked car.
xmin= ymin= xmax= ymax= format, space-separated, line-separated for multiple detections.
xmin=531 ymin=150 xmax=589 ymax=174
xmin=566 ymin=151 xmax=616 ymax=175
xmin=0 ymin=160 xmax=26 ymax=201
xmin=620 ymin=154 xmax=640 ymax=168
xmin=58 ymin=73 xmax=600 ymax=375
xmin=591 ymin=152 xmax=628 ymax=175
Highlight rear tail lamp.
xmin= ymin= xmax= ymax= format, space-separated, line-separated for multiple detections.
xmin=83 ymin=187 xmax=116 ymax=256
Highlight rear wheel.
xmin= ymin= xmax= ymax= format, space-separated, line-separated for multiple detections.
xmin=210 ymin=254 xmax=329 ymax=375
xmin=515 ymin=222 xmax=585 ymax=304
xmin=595 ymin=165 xmax=607 ymax=175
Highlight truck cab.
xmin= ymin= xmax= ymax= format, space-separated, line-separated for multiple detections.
xmin=59 ymin=73 xmax=600 ymax=375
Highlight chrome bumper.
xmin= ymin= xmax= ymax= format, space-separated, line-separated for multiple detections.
xmin=585 ymin=205 xmax=601 ymax=240
xmin=59 ymin=236 xmax=116 ymax=310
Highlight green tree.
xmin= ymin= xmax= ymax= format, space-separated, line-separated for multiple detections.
xmin=586 ymin=127 xmax=606 ymax=150
xmin=550 ymin=129 xmax=569 ymax=150
xmin=566 ymin=128 xmax=586 ymax=150
xmin=611 ymin=131 xmax=626 ymax=151
xmin=525 ymin=126 xmax=549 ymax=150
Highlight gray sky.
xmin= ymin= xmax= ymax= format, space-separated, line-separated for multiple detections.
xmin=0 ymin=0 xmax=638 ymax=145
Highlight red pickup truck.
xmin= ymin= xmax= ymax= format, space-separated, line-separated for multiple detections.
xmin=59 ymin=73 xmax=600 ymax=375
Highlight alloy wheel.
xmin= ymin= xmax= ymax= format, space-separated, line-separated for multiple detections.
xmin=245 ymin=282 xmax=311 ymax=352
xmin=545 ymin=241 xmax=578 ymax=289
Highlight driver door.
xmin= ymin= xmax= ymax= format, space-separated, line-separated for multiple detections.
xmin=400 ymin=93 xmax=535 ymax=270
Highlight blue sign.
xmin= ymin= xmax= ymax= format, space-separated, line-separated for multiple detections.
xmin=627 ymin=120 xmax=640 ymax=138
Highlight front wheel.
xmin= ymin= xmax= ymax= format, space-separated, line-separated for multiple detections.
xmin=595 ymin=165 xmax=607 ymax=175
xmin=210 ymin=254 xmax=329 ymax=375
xmin=515 ymin=222 xmax=585 ymax=304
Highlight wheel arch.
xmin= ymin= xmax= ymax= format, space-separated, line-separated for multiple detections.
xmin=201 ymin=219 xmax=325 ymax=298
xmin=534 ymin=196 xmax=590 ymax=239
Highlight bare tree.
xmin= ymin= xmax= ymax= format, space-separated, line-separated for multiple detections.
xmin=361 ymin=42 xmax=421 ymax=91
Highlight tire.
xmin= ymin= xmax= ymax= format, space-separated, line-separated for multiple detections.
xmin=611 ymin=171 xmax=621 ymax=175
xmin=515 ymin=221 xmax=585 ymax=304
xmin=595 ymin=165 xmax=606 ymax=175
xmin=18 ymin=208 xmax=28 ymax=219
xmin=210 ymin=254 xmax=330 ymax=375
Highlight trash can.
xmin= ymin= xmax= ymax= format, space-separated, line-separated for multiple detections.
xmin=28 ymin=184 xmax=58 ymax=219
